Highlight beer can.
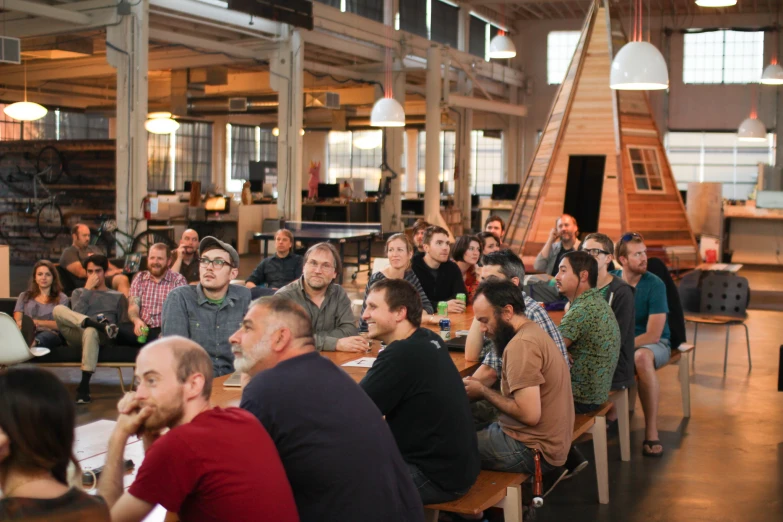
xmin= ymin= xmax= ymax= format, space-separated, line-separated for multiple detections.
xmin=456 ymin=293 xmax=467 ymax=305
xmin=438 ymin=301 xmax=448 ymax=316
xmin=439 ymin=318 xmax=451 ymax=341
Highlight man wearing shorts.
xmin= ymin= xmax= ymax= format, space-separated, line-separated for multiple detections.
xmin=612 ymin=232 xmax=671 ymax=458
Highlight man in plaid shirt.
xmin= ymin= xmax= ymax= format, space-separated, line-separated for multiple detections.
xmin=127 ymin=243 xmax=187 ymax=344
xmin=464 ymin=250 xmax=568 ymax=428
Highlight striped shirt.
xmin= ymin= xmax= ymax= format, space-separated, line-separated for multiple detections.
xmin=360 ymin=270 xmax=434 ymax=331
xmin=130 ymin=269 xmax=187 ymax=328
xmin=481 ymin=292 xmax=569 ymax=374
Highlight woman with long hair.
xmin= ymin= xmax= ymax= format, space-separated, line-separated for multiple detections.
xmin=360 ymin=233 xmax=439 ymax=330
xmin=477 ymin=231 xmax=500 ymax=258
xmin=0 ymin=366 xmax=110 ymax=520
xmin=452 ymin=235 xmax=482 ymax=303
xmin=13 ymin=260 xmax=69 ymax=348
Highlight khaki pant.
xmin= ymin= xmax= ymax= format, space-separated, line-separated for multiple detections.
xmin=53 ymin=305 xmax=100 ymax=372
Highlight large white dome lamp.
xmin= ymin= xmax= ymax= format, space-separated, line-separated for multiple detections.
xmin=3 ymin=61 xmax=48 ymax=121
xmin=737 ymin=116 xmax=767 ymax=142
xmin=489 ymin=33 xmax=516 ymax=59
xmin=695 ymin=0 xmax=737 ymax=6
xmin=370 ymin=97 xmax=405 ymax=127
xmin=610 ymin=41 xmax=669 ymax=90
xmin=761 ymin=63 xmax=783 ymax=85
xmin=145 ymin=112 xmax=180 ymax=134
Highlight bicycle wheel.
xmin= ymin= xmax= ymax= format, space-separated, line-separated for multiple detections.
xmin=36 ymin=146 xmax=64 ymax=184
xmin=36 ymin=202 xmax=63 ymax=239
xmin=131 ymin=230 xmax=175 ymax=254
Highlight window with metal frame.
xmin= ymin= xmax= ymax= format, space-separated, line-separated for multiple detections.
xmin=547 ymin=31 xmax=580 ymax=85
xmin=683 ymin=30 xmax=764 ymax=84
xmin=628 ymin=146 xmax=664 ymax=192
xmin=471 ymin=130 xmax=503 ymax=195
xmin=326 ymin=130 xmax=383 ymax=191
xmin=416 ymin=130 xmax=456 ymax=194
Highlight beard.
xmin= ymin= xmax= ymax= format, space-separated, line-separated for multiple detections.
xmin=305 ymin=275 xmax=328 ymax=290
xmin=491 ymin=315 xmax=518 ymax=358
xmin=232 ymin=338 xmax=271 ymax=374
xmin=149 ymin=264 xmax=167 ymax=278
xmin=142 ymin=396 xmax=185 ymax=432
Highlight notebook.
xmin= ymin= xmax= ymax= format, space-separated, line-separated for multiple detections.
xmin=223 ymin=372 xmax=242 ymax=387
xmin=444 ymin=336 xmax=467 ymax=352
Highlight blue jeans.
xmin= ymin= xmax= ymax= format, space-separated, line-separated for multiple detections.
xmin=407 ymin=463 xmax=469 ymax=505
xmin=477 ymin=423 xmax=557 ymax=475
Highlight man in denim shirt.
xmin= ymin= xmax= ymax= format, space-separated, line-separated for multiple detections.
xmin=162 ymin=237 xmax=251 ymax=377
xmin=245 ymin=230 xmax=303 ymax=293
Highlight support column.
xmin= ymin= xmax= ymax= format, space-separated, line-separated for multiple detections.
xmin=380 ymin=0 xmax=403 ymax=232
xmin=212 ymin=116 xmax=227 ymax=190
xmin=505 ymin=86 xmax=521 ymax=184
xmin=272 ymin=26 xmax=304 ymax=221
xmin=455 ymin=6 xmax=473 ymax=232
xmin=108 ymin=0 xmax=148 ymax=232
xmin=405 ymin=128 xmax=418 ymax=195
xmin=425 ymin=45 xmax=443 ymax=227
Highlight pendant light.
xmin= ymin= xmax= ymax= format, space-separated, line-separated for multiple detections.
xmin=145 ymin=112 xmax=180 ymax=134
xmin=370 ymin=5 xmax=404 ymax=127
xmin=694 ymin=0 xmax=737 ymax=6
xmin=3 ymin=61 xmax=48 ymax=121
xmin=738 ymin=90 xmax=767 ymax=142
xmin=760 ymin=27 xmax=783 ymax=85
xmin=610 ymin=0 xmax=669 ymax=90
xmin=488 ymin=3 xmax=516 ymax=60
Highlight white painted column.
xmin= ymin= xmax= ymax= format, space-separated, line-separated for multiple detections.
xmin=425 ymin=45 xmax=442 ymax=225
xmin=108 ymin=0 xmax=148 ymax=232
xmin=212 ymin=115 xmax=227 ymax=191
xmin=455 ymin=6 xmax=473 ymax=231
xmin=272 ymin=26 xmax=304 ymax=221
xmin=405 ymin=128 xmax=418 ymax=195
xmin=380 ymin=0 xmax=403 ymax=232
xmin=505 ymin=86 xmax=520 ymax=184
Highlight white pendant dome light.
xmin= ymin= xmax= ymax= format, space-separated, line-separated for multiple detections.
xmin=489 ymin=33 xmax=516 ymax=59
xmin=737 ymin=117 xmax=767 ymax=142
xmin=370 ymin=97 xmax=405 ymax=127
xmin=145 ymin=112 xmax=180 ymax=134
xmin=695 ymin=0 xmax=737 ymax=6
xmin=610 ymin=0 xmax=669 ymax=90
xmin=3 ymin=61 xmax=47 ymax=121
xmin=761 ymin=63 xmax=783 ymax=85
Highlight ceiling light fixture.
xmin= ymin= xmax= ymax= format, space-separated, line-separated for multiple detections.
xmin=144 ymin=112 xmax=180 ymax=134
xmin=489 ymin=3 xmax=516 ymax=59
xmin=3 ymin=61 xmax=48 ymax=121
xmin=694 ymin=0 xmax=737 ymax=7
xmin=272 ymin=127 xmax=280 ymax=137
xmin=610 ymin=0 xmax=669 ymax=90
xmin=370 ymin=10 xmax=405 ymax=127
xmin=738 ymin=89 xmax=767 ymax=142
xmin=760 ymin=27 xmax=783 ymax=85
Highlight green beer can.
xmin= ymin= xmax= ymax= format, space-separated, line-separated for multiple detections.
xmin=456 ymin=293 xmax=467 ymax=306
xmin=437 ymin=301 xmax=448 ymax=316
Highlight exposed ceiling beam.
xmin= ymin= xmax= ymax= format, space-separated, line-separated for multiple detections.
xmin=148 ymin=28 xmax=277 ymax=61
xmin=0 ymin=0 xmax=119 ymax=38
xmin=3 ymin=0 xmax=91 ymax=25
xmin=0 ymin=85 xmax=109 ymax=108
xmin=149 ymin=0 xmax=282 ymax=38
xmin=301 ymin=31 xmax=385 ymax=63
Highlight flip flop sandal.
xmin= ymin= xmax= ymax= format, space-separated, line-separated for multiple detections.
xmin=642 ymin=440 xmax=664 ymax=458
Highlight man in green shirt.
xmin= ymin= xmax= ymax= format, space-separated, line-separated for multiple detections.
xmin=555 ymin=251 xmax=621 ymax=478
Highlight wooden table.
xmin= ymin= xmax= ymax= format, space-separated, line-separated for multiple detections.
xmin=696 ymin=263 xmax=743 ymax=273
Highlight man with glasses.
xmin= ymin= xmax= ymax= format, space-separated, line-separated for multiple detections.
xmin=162 ymin=236 xmax=252 ymax=377
xmin=611 ymin=232 xmax=671 ymax=458
xmin=276 ymin=242 xmax=366 ymax=352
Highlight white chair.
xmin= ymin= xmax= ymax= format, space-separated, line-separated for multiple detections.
xmin=0 ymin=312 xmax=50 ymax=368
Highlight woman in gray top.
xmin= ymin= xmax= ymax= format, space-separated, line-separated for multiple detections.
xmin=360 ymin=234 xmax=436 ymax=331
xmin=14 ymin=260 xmax=69 ymax=348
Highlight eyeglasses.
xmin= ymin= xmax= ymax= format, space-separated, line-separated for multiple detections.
xmin=620 ymin=232 xmax=643 ymax=243
xmin=199 ymin=257 xmax=233 ymax=268
xmin=584 ymin=248 xmax=610 ymax=257
xmin=306 ymin=259 xmax=335 ymax=272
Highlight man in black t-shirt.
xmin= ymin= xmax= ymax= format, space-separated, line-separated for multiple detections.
xmin=231 ymin=296 xmax=423 ymax=522
xmin=411 ymin=225 xmax=467 ymax=314
xmin=360 ymin=278 xmax=480 ymax=505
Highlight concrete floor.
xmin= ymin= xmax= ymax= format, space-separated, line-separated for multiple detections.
xmin=11 ymin=256 xmax=783 ymax=521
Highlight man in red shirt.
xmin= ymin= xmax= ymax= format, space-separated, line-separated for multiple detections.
xmin=98 ymin=336 xmax=298 ymax=522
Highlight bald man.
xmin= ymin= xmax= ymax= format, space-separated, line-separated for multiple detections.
xmin=231 ymin=297 xmax=424 ymax=522
xmin=170 ymin=229 xmax=200 ymax=284
xmin=59 ymin=223 xmax=130 ymax=296
xmin=99 ymin=337 xmax=297 ymax=522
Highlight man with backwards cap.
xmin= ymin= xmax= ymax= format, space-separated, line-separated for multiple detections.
xmin=162 ymin=236 xmax=252 ymax=377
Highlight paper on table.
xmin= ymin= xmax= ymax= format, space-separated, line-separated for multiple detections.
xmin=342 ymin=357 xmax=377 ymax=368
xmin=455 ymin=330 xmax=470 ymax=336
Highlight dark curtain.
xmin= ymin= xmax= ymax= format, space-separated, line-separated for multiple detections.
xmin=230 ymin=125 xmax=255 ymax=180
xmin=400 ymin=0 xmax=427 ymax=38
xmin=431 ymin=1 xmax=459 ymax=48
xmin=147 ymin=133 xmax=171 ymax=192
xmin=175 ymin=122 xmax=212 ymax=191
xmin=469 ymin=15 xmax=486 ymax=57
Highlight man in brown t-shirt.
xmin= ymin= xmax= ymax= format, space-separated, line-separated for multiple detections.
xmin=464 ymin=280 xmax=574 ymax=495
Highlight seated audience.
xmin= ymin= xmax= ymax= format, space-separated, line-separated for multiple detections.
xmin=360 ymin=233 xmax=435 ymax=330
xmin=411 ymin=219 xmax=430 ymax=253
xmin=0 ymin=366 xmax=110 ymax=520
xmin=465 ymin=280 xmax=574 ymax=494
xmin=276 ymin=242 xmax=365 ymax=352
xmin=484 ymin=215 xmax=506 ymax=240
xmin=477 ymin=231 xmax=500 ymax=259
xmin=232 ymin=297 xmax=424 ymax=522
xmin=245 ymin=229 xmax=303 ymax=294
xmin=53 ymin=254 xmax=131 ymax=404
xmin=534 ymin=214 xmax=581 ymax=277
xmin=126 ymin=243 xmax=187 ymax=345
xmin=98 ymin=337 xmax=298 ymax=522
xmin=611 ymin=232 xmax=671 ymax=457
xmin=14 ymin=259 xmax=69 ymax=348
xmin=162 ymin=237 xmax=252 ymax=377
xmin=464 ymin=250 xmax=568 ymax=429
xmin=170 ymin=228 xmax=200 ymax=284
xmin=360 ymin=279 xmax=480 ymax=504
xmin=411 ymin=226 xmax=467 ymax=314
xmin=59 ymin=223 xmax=130 ymax=296
xmin=452 ymin=235 xmax=482 ymax=303
xmin=554 ymin=251 xmax=621 ymax=477
xmin=580 ymin=233 xmax=636 ymax=397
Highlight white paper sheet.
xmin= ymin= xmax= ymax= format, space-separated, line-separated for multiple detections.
xmin=342 ymin=357 xmax=377 ymax=368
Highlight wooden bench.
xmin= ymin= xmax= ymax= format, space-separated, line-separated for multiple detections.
xmin=424 ymin=402 xmax=613 ymax=521
xmin=627 ymin=343 xmax=694 ymax=420
xmin=36 ymin=362 xmax=137 ymax=393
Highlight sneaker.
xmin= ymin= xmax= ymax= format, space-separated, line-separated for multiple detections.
xmin=541 ymin=467 xmax=568 ymax=497
xmin=75 ymin=391 xmax=92 ymax=404
xmin=563 ymin=447 xmax=589 ymax=480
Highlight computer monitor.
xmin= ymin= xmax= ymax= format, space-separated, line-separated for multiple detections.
xmin=318 ymin=183 xmax=340 ymax=199
xmin=491 ymin=183 xmax=520 ymax=201
xmin=249 ymin=180 xmax=263 ymax=192
xmin=204 ymin=196 xmax=231 ymax=214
